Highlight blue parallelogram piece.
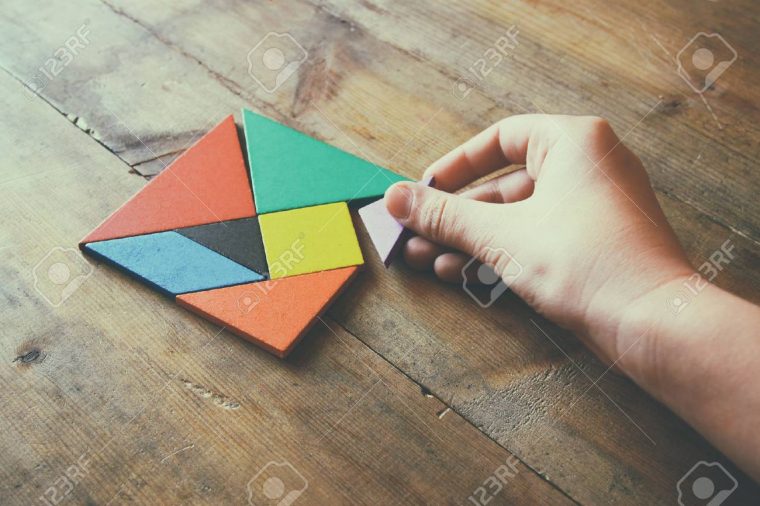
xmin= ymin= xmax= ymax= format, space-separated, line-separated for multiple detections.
xmin=83 ymin=231 xmax=265 ymax=297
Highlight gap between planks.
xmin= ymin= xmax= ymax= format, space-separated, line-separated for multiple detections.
xmin=3 ymin=29 xmax=745 ymax=502
xmin=6 ymin=0 xmax=753 ymax=248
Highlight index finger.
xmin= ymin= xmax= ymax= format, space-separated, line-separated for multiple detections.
xmin=422 ymin=114 xmax=555 ymax=192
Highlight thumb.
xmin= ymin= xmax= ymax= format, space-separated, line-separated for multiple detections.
xmin=385 ymin=181 xmax=499 ymax=256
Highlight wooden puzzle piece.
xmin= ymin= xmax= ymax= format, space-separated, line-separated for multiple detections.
xmin=177 ymin=266 xmax=359 ymax=357
xmin=83 ymin=231 xmax=264 ymax=297
xmin=176 ymin=217 xmax=269 ymax=278
xmin=258 ymin=202 xmax=364 ymax=279
xmin=80 ymin=116 xmax=255 ymax=245
xmin=359 ymin=176 xmax=435 ymax=267
xmin=243 ymin=109 xmax=409 ymax=214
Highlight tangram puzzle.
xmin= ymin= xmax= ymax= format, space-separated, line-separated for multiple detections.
xmin=80 ymin=109 xmax=408 ymax=357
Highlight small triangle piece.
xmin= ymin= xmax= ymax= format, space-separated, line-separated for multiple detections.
xmin=243 ymin=109 xmax=409 ymax=214
xmin=176 ymin=217 xmax=269 ymax=278
xmin=359 ymin=176 xmax=435 ymax=267
xmin=83 ymin=231 xmax=264 ymax=297
xmin=81 ymin=116 xmax=255 ymax=244
xmin=177 ymin=266 xmax=359 ymax=357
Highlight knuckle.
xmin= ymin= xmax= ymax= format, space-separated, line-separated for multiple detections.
xmin=582 ymin=115 xmax=612 ymax=136
xmin=479 ymin=245 xmax=504 ymax=269
xmin=573 ymin=116 xmax=614 ymax=143
xmin=420 ymin=196 xmax=452 ymax=242
xmin=575 ymin=116 xmax=618 ymax=160
xmin=485 ymin=178 xmax=503 ymax=202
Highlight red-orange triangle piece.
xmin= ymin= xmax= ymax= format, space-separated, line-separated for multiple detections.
xmin=80 ymin=115 xmax=255 ymax=245
xmin=177 ymin=266 xmax=359 ymax=357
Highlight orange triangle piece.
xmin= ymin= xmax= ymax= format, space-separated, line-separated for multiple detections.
xmin=81 ymin=116 xmax=255 ymax=244
xmin=177 ymin=267 xmax=359 ymax=357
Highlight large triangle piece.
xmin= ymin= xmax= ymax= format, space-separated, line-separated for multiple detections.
xmin=83 ymin=231 xmax=264 ymax=297
xmin=80 ymin=115 xmax=255 ymax=245
xmin=177 ymin=266 xmax=359 ymax=357
xmin=359 ymin=176 xmax=435 ymax=267
xmin=176 ymin=217 xmax=269 ymax=278
xmin=243 ymin=109 xmax=409 ymax=214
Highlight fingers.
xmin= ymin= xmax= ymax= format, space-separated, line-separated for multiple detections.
xmin=433 ymin=252 xmax=471 ymax=283
xmin=423 ymin=114 xmax=563 ymax=192
xmin=401 ymin=241 xmax=472 ymax=284
xmin=385 ymin=181 xmax=499 ymax=255
xmin=403 ymin=243 xmax=483 ymax=286
xmin=422 ymin=123 xmax=509 ymax=192
xmin=403 ymin=236 xmax=445 ymax=270
xmin=404 ymin=248 xmax=491 ymax=287
xmin=403 ymin=169 xmax=534 ymax=271
xmin=459 ymin=168 xmax=535 ymax=203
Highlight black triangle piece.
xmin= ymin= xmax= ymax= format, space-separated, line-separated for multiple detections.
xmin=176 ymin=217 xmax=269 ymax=278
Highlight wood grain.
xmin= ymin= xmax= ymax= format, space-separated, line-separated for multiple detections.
xmin=4 ymin=0 xmax=758 ymax=240
xmin=1 ymin=0 xmax=758 ymax=504
xmin=310 ymin=0 xmax=760 ymax=241
xmin=0 ymin=70 xmax=567 ymax=504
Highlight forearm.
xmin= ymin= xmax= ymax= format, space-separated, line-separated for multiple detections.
xmin=618 ymin=276 xmax=760 ymax=480
xmin=394 ymin=113 xmax=760 ymax=479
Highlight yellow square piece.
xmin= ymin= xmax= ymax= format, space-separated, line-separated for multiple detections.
xmin=259 ymin=202 xmax=364 ymax=279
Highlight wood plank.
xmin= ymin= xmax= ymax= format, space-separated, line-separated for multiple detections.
xmin=2 ymin=0 xmax=759 ymax=503
xmin=0 ymin=0 xmax=468 ymax=175
xmin=4 ymin=0 xmax=758 ymax=240
xmin=332 ymin=208 xmax=760 ymax=504
xmin=309 ymin=0 xmax=760 ymax=244
xmin=0 ymin=67 xmax=567 ymax=505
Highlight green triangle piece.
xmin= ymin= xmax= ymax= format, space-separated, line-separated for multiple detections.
xmin=243 ymin=109 xmax=410 ymax=214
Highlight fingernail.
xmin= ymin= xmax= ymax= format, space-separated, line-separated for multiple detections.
xmin=385 ymin=183 xmax=413 ymax=220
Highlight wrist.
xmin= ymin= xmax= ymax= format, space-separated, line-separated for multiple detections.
xmin=615 ymin=275 xmax=760 ymax=480
xmin=611 ymin=272 xmax=695 ymax=395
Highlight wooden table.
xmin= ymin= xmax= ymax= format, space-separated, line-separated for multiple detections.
xmin=2 ymin=1 xmax=758 ymax=504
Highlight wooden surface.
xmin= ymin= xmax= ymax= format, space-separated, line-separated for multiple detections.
xmin=1 ymin=0 xmax=759 ymax=504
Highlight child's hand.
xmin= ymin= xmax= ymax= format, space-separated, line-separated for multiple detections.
xmin=386 ymin=114 xmax=760 ymax=480
xmin=385 ymin=114 xmax=693 ymax=366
